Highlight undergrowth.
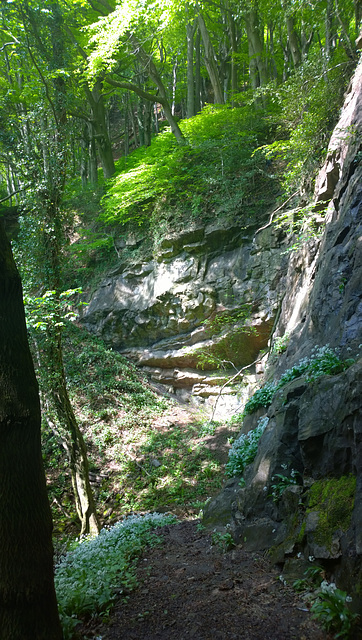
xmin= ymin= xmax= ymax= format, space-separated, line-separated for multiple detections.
xmin=55 ymin=512 xmax=176 ymax=638
xmin=43 ymin=322 xmax=231 ymax=536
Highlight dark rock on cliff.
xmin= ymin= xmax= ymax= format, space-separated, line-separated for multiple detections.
xmin=203 ymin=59 xmax=362 ymax=605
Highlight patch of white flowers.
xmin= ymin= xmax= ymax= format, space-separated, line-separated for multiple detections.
xmin=55 ymin=512 xmax=176 ymax=635
xmin=244 ymin=344 xmax=354 ymax=415
xmin=226 ymin=416 xmax=269 ymax=477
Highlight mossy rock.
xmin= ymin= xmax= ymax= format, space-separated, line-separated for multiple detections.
xmin=306 ymin=475 xmax=356 ymax=551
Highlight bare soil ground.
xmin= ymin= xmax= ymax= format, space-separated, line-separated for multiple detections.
xmin=78 ymin=519 xmax=330 ymax=640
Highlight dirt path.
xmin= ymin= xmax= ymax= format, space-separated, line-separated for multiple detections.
xmin=79 ymin=519 xmax=328 ymax=640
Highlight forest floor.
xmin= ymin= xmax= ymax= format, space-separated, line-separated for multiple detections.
xmin=77 ymin=517 xmax=329 ymax=640
xmin=73 ymin=402 xmax=333 ymax=640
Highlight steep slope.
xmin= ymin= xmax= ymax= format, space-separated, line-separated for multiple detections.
xmin=204 ymin=59 xmax=362 ymax=607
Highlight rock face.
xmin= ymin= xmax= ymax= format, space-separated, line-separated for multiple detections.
xmin=82 ymin=219 xmax=290 ymax=415
xmin=203 ymin=59 xmax=362 ymax=602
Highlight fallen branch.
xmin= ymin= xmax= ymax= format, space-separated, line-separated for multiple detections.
xmin=254 ymin=190 xmax=300 ymax=236
xmin=210 ymin=292 xmax=286 ymax=422
xmin=210 ymin=356 xmax=262 ymax=422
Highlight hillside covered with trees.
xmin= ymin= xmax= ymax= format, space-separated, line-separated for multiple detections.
xmin=0 ymin=0 xmax=362 ymax=638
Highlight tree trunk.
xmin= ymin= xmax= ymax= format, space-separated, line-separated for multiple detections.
xmin=88 ymin=122 xmax=98 ymax=184
xmin=197 ymin=13 xmax=224 ymax=104
xmin=186 ymin=20 xmax=196 ymax=117
xmin=137 ymin=97 xmax=145 ymax=146
xmin=268 ymin=23 xmax=279 ymax=80
xmin=80 ymin=125 xmax=89 ymax=187
xmin=286 ymin=14 xmax=302 ymax=67
xmin=247 ymin=33 xmax=259 ymax=92
xmin=244 ymin=8 xmax=268 ymax=88
xmin=143 ymin=98 xmax=152 ymax=147
xmin=171 ymin=59 xmax=177 ymax=116
xmin=224 ymin=0 xmax=238 ymax=102
xmin=195 ymin=28 xmax=202 ymax=113
xmin=130 ymin=36 xmax=184 ymax=142
xmin=128 ymin=94 xmax=139 ymax=148
xmin=44 ymin=340 xmax=100 ymax=536
xmin=84 ymin=79 xmax=116 ymax=179
xmin=325 ymin=0 xmax=334 ymax=59
xmin=0 ymin=221 xmax=63 ymax=640
xmin=124 ymin=95 xmax=130 ymax=156
xmin=355 ymin=0 xmax=362 ymax=37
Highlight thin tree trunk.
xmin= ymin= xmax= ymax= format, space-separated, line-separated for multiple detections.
xmin=197 ymin=12 xmax=224 ymax=103
xmin=268 ymin=23 xmax=279 ymax=80
xmin=143 ymin=98 xmax=152 ymax=147
xmin=131 ymin=36 xmax=184 ymax=142
xmin=124 ymin=95 xmax=129 ymax=156
xmin=153 ymin=102 xmax=159 ymax=135
xmin=355 ymin=0 xmax=362 ymax=37
xmin=0 ymin=221 xmax=63 ymax=640
xmin=42 ymin=2 xmax=100 ymax=537
xmin=44 ymin=337 xmax=100 ymax=537
xmin=244 ymin=8 xmax=268 ymax=88
xmin=88 ymin=122 xmax=98 ymax=184
xmin=186 ymin=20 xmax=196 ymax=117
xmin=128 ymin=94 xmax=138 ymax=148
xmin=325 ymin=0 xmax=334 ymax=60
xmin=195 ymin=28 xmax=202 ymax=112
xmin=171 ymin=59 xmax=178 ymax=116
xmin=224 ymin=0 xmax=238 ymax=103
xmin=80 ymin=125 xmax=89 ymax=186
xmin=137 ymin=97 xmax=145 ymax=146
xmin=84 ymin=79 xmax=116 ymax=179
xmin=247 ymin=34 xmax=259 ymax=92
xmin=286 ymin=14 xmax=302 ymax=67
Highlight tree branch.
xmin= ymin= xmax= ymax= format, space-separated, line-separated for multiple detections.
xmin=254 ymin=190 xmax=300 ymax=236
xmin=105 ymin=75 xmax=165 ymax=105
xmin=0 ymin=189 xmax=24 ymax=205
xmin=85 ymin=0 xmax=114 ymax=16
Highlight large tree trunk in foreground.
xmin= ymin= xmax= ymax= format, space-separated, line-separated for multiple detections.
xmin=0 ymin=221 xmax=63 ymax=640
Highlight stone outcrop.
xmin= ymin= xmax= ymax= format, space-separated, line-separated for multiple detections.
xmin=82 ymin=219 xmax=290 ymax=414
xmin=203 ymin=59 xmax=362 ymax=604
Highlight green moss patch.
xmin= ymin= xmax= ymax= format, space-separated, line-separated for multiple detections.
xmin=307 ymin=476 xmax=356 ymax=549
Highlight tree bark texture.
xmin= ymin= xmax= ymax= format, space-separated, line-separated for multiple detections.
xmin=244 ymin=8 xmax=268 ymax=88
xmin=286 ymin=14 xmax=302 ymax=67
xmin=84 ymin=80 xmax=116 ymax=179
xmin=0 ymin=222 xmax=63 ymax=640
xmin=197 ymin=13 xmax=224 ymax=104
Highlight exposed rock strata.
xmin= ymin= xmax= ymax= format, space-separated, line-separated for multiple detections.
xmin=82 ymin=220 xmax=290 ymax=413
